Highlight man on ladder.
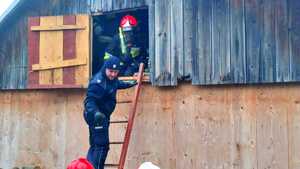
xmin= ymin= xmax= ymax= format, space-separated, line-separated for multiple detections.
xmin=83 ymin=56 xmax=137 ymax=169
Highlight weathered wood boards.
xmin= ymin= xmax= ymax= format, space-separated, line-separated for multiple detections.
xmin=1 ymin=0 xmax=300 ymax=88
xmin=151 ymin=0 xmax=299 ymax=86
xmin=1 ymin=84 xmax=300 ymax=168
xmin=28 ymin=15 xmax=90 ymax=88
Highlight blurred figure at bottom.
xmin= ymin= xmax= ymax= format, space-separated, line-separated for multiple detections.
xmin=138 ymin=162 xmax=160 ymax=169
xmin=67 ymin=157 xmax=94 ymax=169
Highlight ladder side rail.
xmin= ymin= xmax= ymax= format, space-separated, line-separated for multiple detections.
xmin=117 ymin=63 xmax=144 ymax=169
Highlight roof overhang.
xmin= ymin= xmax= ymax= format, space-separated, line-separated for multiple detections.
xmin=0 ymin=0 xmax=22 ymax=25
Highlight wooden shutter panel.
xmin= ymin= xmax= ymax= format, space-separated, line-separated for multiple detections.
xmin=28 ymin=15 xmax=90 ymax=89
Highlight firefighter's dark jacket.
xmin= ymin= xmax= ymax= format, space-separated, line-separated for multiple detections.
xmin=84 ymin=66 xmax=135 ymax=145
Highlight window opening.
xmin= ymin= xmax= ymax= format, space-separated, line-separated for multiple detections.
xmin=92 ymin=7 xmax=149 ymax=77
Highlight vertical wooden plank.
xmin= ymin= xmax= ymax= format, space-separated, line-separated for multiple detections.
xmin=20 ymin=22 xmax=28 ymax=89
xmin=256 ymin=87 xmax=289 ymax=169
xmin=196 ymin=87 xmax=233 ymax=168
xmin=34 ymin=92 xmax=67 ymax=168
xmin=64 ymin=91 xmax=89 ymax=167
xmin=261 ymin=0 xmax=276 ymax=82
xmin=150 ymin=90 xmax=175 ymax=169
xmin=288 ymin=1 xmax=300 ymax=166
xmin=28 ymin=17 xmax=40 ymax=88
xmin=245 ymin=0 xmax=263 ymax=83
xmin=102 ymin=0 xmax=113 ymax=11
xmin=100 ymin=0 xmax=105 ymax=11
xmin=53 ymin=16 xmax=64 ymax=85
xmin=0 ymin=92 xmax=12 ymax=168
xmin=211 ymin=0 xmax=231 ymax=84
xmin=228 ymin=87 xmax=241 ymax=169
xmin=63 ymin=15 xmax=76 ymax=85
xmin=39 ymin=16 xmax=63 ymax=85
xmin=149 ymin=0 xmax=155 ymax=84
xmin=11 ymin=92 xmax=45 ymax=168
xmin=174 ymin=86 xmax=195 ymax=169
xmin=211 ymin=0 xmax=218 ymax=84
xmin=112 ymin=0 xmax=123 ymax=10
xmin=170 ymin=0 xmax=184 ymax=85
xmin=63 ymin=16 xmax=76 ymax=60
xmin=63 ymin=67 xmax=76 ymax=85
xmin=125 ymin=87 xmax=175 ymax=169
xmin=194 ymin=0 xmax=213 ymax=84
xmin=39 ymin=17 xmax=52 ymax=85
xmin=288 ymin=86 xmax=300 ymax=169
xmin=237 ymin=87 xmax=257 ymax=169
xmin=154 ymin=0 xmax=171 ymax=85
xmin=230 ymin=0 xmax=246 ymax=83
xmin=107 ymin=0 xmax=113 ymax=11
xmin=136 ymin=0 xmax=147 ymax=7
xmin=75 ymin=15 xmax=90 ymax=87
xmin=289 ymin=0 xmax=300 ymax=80
xmin=183 ymin=0 xmax=196 ymax=80
xmin=274 ymin=0 xmax=289 ymax=82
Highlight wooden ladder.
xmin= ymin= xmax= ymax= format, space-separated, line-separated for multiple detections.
xmin=105 ymin=63 xmax=144 ymax=169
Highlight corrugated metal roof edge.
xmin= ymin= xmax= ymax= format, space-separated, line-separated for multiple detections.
xmin=0 ymin=0 xmax=22 ymax=25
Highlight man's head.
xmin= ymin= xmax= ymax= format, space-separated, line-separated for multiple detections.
xmin=105 ymin=68 xmax=119 ymax=80
xmin=120 ymin=15 xmax=138 ymax=47
xmin=102 ymin=56 xmax=121 ymax=80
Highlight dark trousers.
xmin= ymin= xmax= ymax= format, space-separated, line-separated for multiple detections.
xmin=87 ymin=145 xmax=109 ymax=169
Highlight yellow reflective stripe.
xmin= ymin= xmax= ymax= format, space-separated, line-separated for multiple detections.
xmin=119 ymin=27 xmax=126 ymax=55
xmin=103 ymin=52 xmax=110 ymax=60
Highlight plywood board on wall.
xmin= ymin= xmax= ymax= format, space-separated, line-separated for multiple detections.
xmin=1 ymin=84 xmax=300 ymax=169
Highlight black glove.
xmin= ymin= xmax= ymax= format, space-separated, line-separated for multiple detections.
xmin=94 ymin=111 xmax=106 ymax=129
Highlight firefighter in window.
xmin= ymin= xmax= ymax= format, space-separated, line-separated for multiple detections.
xmin=103 ymin=15 xmax=148 ymax=76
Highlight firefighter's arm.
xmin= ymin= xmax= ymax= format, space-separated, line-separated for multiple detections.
xmin=117 ymin=80 xmax=137 ymax=89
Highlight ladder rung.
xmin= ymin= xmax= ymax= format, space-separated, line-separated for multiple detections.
xmin=104 ymin=163 xmax=119 ymax=167
xmin=110 ymin=120 xmax=128 ymax=124
xmin=118 ymin=74 xmax=150 ymax=82
xmin=117 ymin=100 xmax=132 ymax=104
xmin=109 ymin=141 xmax=124 ymax=145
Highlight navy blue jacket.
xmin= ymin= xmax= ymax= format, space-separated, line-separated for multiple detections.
xmin=84 ymin=67 xmax=134 ymax=146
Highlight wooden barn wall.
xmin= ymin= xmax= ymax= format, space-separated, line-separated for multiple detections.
xmin=1 ymin=84 xmax=300 ymax=169
xmin=0 ymin=89 xmax=89 ymax=169
xmin=152 ymin=0 xmax=300 ymax=86
xmin=1 ymin=0 xmax=300 ymax=88
xmin=89 ymin=0 xmax=149 ymax=12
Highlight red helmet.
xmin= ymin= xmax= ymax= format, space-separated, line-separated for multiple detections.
xmin=120 ymin=15 xmax=138 ymax=31
xmin=67 ymin=158 xmax=94 ymax=169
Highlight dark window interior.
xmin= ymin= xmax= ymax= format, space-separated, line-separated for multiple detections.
xmin=92 ymin=7 xmax=149 ymax=76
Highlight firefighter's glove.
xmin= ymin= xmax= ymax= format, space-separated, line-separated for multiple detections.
xmin=128 ymin=81 xmax=138 ymax=88
xmin=94 ymin=111 xmax=106 ymax=129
